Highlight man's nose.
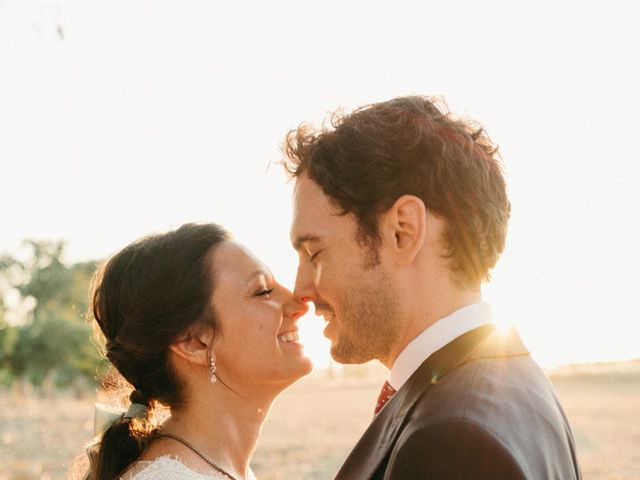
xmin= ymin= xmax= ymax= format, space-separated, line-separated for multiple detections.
xmin=294 ymin=263 xmax=317 ymax=304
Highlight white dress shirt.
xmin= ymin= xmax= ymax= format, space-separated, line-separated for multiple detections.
xmin=388 ymin=302 xmax=494 ymax=391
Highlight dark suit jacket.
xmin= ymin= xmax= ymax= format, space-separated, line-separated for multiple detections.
xmin=335 ymin=325 xmax=581 ymax=479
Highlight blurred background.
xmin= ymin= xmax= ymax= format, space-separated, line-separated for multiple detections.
xmin=1 ymin=1 xmax=639 ymax=478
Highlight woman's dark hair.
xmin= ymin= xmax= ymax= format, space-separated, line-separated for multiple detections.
xmin=282 ymin=96 xmax=511 ymax=287
xmin=88 ymin=223 xmax=229 ymax=480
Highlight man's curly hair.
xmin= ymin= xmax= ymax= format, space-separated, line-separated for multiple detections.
xmin=282 ymin=96 xmax=510 ymax=287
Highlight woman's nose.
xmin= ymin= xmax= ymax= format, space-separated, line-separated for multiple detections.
xmin=283 ymin=288 xmax=309 ymax=321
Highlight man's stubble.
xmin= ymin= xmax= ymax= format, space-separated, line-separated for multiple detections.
xmin=330 ymin=265 xmax=401 ymax=365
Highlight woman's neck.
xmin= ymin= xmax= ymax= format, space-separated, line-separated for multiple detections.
xmin=162 ymin=385 xmax=274 ymax=480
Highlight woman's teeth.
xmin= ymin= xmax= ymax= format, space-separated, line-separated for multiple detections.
xmin=278 ymin=331 xmax=299 ymax=343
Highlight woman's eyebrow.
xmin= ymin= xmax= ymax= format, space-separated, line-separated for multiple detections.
xmin=246 ymin=269 xmax=274 ymax=284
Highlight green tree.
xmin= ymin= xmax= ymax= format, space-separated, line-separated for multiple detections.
xmin=0 ymin=240 xmax=107 ymax=387
xmin=0 ymin=316 xmax=18 ymax=384
xmin=0 ymin=255 xmax=18 ymax=383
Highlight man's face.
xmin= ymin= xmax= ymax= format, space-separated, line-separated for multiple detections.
xmin=290 ymin=174 xmax=400 ymax=364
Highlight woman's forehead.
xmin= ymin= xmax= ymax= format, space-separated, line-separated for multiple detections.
xmin=212 ymin=240 xmax=269 ymax=283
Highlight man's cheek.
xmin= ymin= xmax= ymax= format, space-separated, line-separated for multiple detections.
xmin=314 ymin=263 xmax=323 ymax=283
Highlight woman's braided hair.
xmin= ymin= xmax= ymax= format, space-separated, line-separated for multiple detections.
xmin=88 ymin=223 xmax=228 ymax=480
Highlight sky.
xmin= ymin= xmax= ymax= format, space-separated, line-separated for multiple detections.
xmin=1 ymin=0 xmax=639 ymax=368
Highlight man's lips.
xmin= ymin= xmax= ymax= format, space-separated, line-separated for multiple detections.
xmin=313 ymin=302 xmax=334 ymax=318
xmin=319 ymin=312 xmax=334 ymax=323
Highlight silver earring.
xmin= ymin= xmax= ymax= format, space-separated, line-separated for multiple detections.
xmin=209 ymin=354 xmax=218 ymax=383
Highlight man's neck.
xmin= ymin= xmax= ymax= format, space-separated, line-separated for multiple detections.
xmin=381 ymin=289 xmax=482 ymax=369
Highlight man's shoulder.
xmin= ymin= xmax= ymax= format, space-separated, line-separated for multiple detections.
xmin=386 ymin=356 xmax=579 ymax=479
xmin=408 ymin=354 xmax=557 ymax=428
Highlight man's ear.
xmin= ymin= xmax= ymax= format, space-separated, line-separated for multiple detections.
xmin=169 ymin=324 xmax=214 ymax=367
xmin=382 ymin=195 xmax=427 ymax=267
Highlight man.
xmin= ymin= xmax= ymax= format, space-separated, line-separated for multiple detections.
xmin=284 ymin=96 xmax=581 ymax=479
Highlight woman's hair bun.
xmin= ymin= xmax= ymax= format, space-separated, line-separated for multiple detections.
xmin=129 ymin=388 xmax=152 ymax=406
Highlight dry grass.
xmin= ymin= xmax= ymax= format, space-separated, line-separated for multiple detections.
xmin=1 ymin=362 xmax=639 ymax=479
xmin=0 ymin=391 xmax=94 ymax=480
xmin=549 ymin=364 xmax=640 ymax=480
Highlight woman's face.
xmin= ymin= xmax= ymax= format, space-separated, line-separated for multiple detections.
xmin=209 ymin=240 xmax=313 ymax=391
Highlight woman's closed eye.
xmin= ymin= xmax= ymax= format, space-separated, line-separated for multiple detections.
xmin=255 ymin=287 xmax=275 ymax=297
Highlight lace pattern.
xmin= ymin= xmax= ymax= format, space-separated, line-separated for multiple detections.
xmin=120 ymin=456 xmax=247 ymax=480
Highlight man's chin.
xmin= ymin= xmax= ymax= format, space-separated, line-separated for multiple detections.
xmin=329 ymin=343 xmax=371 ymax=365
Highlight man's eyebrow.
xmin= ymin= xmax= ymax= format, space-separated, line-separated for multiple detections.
xmin=292 ymin=234 xmax=321 ymax=251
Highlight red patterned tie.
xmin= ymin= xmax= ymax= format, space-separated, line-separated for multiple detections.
xmin=374 ymin=380 xmax=397 ymax=414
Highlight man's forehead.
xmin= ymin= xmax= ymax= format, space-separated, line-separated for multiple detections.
xmin=294 ymin=174 xmax=348 ymax=213
xmin=290 ymin=196 xmax=325 ymax=248
xmin=290 ymin=176 xmax=342 ymax=248
xmin=293 ymin=173 xmax=326 ymax=205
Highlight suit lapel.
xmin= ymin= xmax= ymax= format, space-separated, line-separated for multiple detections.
xmin=334 ymin=325 xmax=530 ymax=480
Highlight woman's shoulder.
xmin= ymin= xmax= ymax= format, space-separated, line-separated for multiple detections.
xmin=120 ymin=456 xmax=229 ymax=480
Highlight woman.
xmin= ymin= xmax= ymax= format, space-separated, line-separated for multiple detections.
xmin=86 ymin=223 xmax=312 ymax=480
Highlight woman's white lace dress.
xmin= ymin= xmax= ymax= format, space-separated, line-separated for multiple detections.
xmin=120 ymin=456 xmax=257 ymax=480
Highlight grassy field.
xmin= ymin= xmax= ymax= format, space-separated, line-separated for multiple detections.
xmin=1 ymin=361 xmax=639 ymax=479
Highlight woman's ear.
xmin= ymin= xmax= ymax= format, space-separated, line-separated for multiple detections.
xmin=381 ymin=195 xmax=427 ymax=267
xmin=169 ymin=324 xmax=215 ymax=367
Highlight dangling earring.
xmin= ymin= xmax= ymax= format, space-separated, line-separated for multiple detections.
xmin=209 ymin=354 xmax=218 ymax=383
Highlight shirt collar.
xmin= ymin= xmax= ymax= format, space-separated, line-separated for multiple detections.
xmin=388 ymin=302 xmax=494 ymax=391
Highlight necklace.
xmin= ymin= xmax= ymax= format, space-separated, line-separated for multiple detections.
xmin=154 ymin=432 xmax=239 ymax=480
